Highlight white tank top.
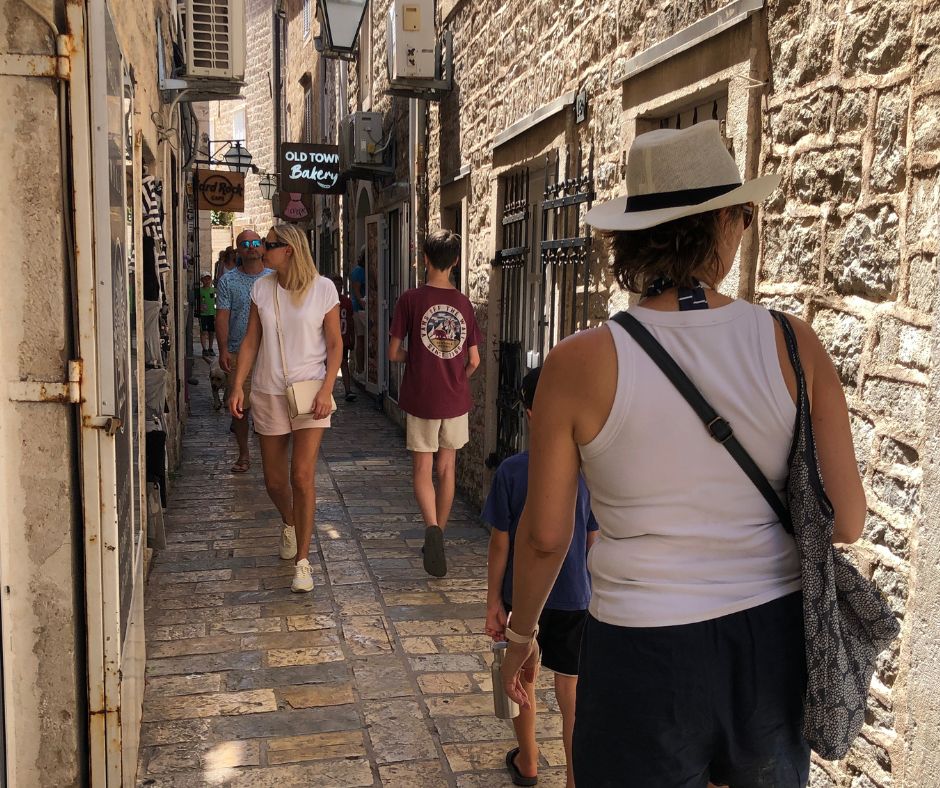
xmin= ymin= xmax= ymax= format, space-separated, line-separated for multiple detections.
xmin=580 ymin=300 xmax=802 ymax=628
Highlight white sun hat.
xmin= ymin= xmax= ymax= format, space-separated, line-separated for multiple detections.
xmin=585 ymin=120 xmax=780 ymax=231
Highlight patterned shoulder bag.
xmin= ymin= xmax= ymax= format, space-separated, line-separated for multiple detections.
xmin=611 ymin=310 xmax=900 ymax=759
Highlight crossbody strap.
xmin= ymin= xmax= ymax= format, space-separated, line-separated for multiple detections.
xmin=610 ymin=310 xmax=793 ymax=532
xmin=271 ymin=279 xmax=291 ymax=389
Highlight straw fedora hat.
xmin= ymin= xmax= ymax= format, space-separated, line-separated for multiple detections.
xmin=585 ymin=120 xmax=780 ymax=231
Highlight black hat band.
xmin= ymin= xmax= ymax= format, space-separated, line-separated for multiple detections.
xmin=625 ymin=182 xmax=741 ymax=213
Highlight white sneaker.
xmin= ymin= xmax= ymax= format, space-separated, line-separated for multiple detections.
xmin=279 ymin=523 xmax=297 ymax=560
xmin=291 ymin=559 xmax=314 ymax=593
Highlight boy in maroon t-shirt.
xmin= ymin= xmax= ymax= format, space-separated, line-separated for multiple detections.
xmin=331 ymin=275 xmax=357 ymax=402
xmin=389 ymin=229 xmax=482 ymax=577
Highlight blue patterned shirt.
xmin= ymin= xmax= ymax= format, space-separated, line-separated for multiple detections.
xmin=216 ymin=267 xmax=272 ymax=352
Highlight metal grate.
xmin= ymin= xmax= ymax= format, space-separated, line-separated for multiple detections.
xmin=539 ymin=146 xmax=594 ymax=355
xmin=489 ymin=168 xmax=530 ymax=467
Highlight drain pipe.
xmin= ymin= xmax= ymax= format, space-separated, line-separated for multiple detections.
xmin=409 ymin=98 xmax=428 ymax=279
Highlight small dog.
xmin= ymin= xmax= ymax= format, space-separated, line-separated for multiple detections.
xmin=208 ymin=360 xmax=228 ymax=411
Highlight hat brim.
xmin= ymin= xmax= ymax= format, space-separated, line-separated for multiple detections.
xmin=584 ymin=173 xmax=781 ymax=231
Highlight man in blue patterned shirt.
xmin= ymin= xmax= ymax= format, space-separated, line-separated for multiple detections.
xmin=216 ymin=229 xmax=272 ymax=473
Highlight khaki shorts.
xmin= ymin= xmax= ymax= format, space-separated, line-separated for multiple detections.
xmin=353 ymin=309 xmax=367 ymax=336
xmin=227 ymin=352 xmax=253 ymax=406
xmin=250 ymin=391 xmax=331 ymax=435
xmin=406 ymin=413 xmax=469 ymax=453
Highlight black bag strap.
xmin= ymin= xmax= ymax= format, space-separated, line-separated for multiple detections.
xmin=610 ymin=310 xmax=793 ymax=531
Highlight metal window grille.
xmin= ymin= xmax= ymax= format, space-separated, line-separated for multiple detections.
xmin=539 ymin=146 xmax=595 ymax=355
xmin=303 ymin=82 xmax=313 ymax=143
xmin=489 ymin=168 xmax=530 ymax=467
xmin=303 ymin=0 xmax=311 ymax=38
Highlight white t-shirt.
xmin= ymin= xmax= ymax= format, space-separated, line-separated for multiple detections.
xmin=250 ymin=273 xmax=340 ymax=395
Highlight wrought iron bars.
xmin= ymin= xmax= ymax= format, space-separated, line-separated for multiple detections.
xmin=489 ymin=167 xmax=530 ymax=467
xmin=539 ymin=145 xmax=594 ymax=356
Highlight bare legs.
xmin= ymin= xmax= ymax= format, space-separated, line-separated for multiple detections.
xmin=555 ymin=674 xmax=578 ymax=788
xmin=259 ymin=429 xmax=325 ymax=562
xmin=411 ymin=447 xmax=457 ymax=529
xmin=231 ymin=414 xmax=251 ymax=470
xmin=510 ymin=671 xmax=539 ymax=780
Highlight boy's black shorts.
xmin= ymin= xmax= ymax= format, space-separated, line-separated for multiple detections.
xmin=199 ymin=315 xmax=215 ymax=333
xmin=505 ymin=604 xmax=587 ymax=676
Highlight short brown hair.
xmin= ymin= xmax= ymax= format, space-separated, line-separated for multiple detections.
xmin=423 ymin=229 xmax=461 ymax=271
xmin=604 ymin=206 xmax=742 ymax=293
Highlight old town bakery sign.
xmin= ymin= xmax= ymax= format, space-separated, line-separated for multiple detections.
xmin=195 ymin=170 xmax=245 ymax=212
xmin=280 ymin=143 xmax=344 ymax=195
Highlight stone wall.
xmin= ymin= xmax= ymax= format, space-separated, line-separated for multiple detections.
xmin=341 ymin=0 xmax=938 ymax=784
xmin=242 ymin=0 xmax=276 ymax=230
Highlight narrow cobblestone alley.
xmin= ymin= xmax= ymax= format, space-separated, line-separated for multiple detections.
xmin=136 ymin=367 xmax=569 ymax=787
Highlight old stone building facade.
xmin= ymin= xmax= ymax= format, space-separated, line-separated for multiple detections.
xmin=337 ymin=0 xmax=939 ymax=785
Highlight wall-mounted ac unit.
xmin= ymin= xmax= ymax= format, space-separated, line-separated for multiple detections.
xmin=180 ymin=0 xmax=246 ymax=81
xmin=387 ymin=0 xmax=436 ymax=81
xmin=340 ymin=112 xmax=389 ymax=173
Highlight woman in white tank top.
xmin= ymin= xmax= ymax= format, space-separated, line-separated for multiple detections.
xmin=498 ymin=122 xmax=865 ymax=787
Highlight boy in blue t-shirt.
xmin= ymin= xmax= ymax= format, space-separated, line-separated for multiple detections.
xmin=484 ymin=366 xmax=598 ymax=788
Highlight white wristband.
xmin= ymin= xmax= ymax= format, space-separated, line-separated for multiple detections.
xmin=504 ymin=614 xmax=538 ymax=644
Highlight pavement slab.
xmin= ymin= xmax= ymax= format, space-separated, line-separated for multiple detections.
xmin=137 ymin=372 xmax=568 ymax=786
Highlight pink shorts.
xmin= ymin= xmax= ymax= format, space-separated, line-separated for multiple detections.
xmin=249 ymin=391 xmax=331 ymax=435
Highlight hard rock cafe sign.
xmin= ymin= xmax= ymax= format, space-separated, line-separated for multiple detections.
xmin=194 ymin=170 xmax=245 ymax=212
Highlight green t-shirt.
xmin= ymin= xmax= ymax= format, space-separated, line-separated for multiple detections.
xmin=198 ymin=286 xmax=216 ymax=316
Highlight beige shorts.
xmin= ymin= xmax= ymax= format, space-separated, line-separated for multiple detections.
xmin=227 ymin=352 xmax=253 ymax=405
xmin=353 ymin=309 xmax=367 ymax=335
xmin=250 ymin=391 xmax=331 ymax=435
xmin=406 ymin=413 xmax=469 ymax=453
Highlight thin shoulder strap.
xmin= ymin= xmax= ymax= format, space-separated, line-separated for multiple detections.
xmin=610 ymin=310 xmax=793 ymax=532
xmin=272 ymin=279 xmax=291 ymax=388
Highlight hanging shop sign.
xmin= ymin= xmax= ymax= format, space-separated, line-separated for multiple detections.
xmin=194 ymin=170 xmax=245 ymax=212
xmin=274 ymin=191 xmax=314 ymax=223
xmin=280 ymin=143 xmax=344 ymax=195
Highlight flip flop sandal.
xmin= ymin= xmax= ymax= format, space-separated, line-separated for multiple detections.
xmin=230 ymin=460 xmax=250 ymax=473
xmin=505 ymin=747 xmax=538 ymax=786
xmin=422 ymin=525 xmax=447 ymax=578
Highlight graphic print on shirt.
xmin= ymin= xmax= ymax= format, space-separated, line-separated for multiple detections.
xmin=420 ymin=304 xmax=468 ymax=360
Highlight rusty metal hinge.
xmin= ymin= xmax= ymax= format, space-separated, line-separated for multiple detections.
xmin=0 ymin=35 xmax=72 ymax=80
xmin=83 ymin=415 xmax=124 ymax=437
xmin=8 ymin=360 xmax=82 ymax=404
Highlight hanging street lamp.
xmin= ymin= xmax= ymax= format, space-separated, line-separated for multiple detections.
xmin=259 ymin=173 xmax=278 ymax=201
xmin=316 ymin=0 xmax=368 ymax=59
xmin=222 ymin=140 xmax=254 ymax=173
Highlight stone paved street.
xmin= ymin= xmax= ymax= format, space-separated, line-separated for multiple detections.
xmin=136 ymin=369 xmax=569 ymax=787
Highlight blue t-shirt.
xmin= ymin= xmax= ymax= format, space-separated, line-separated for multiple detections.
xmin=350 ymin=265 xmax=366 ymax=312
xmin=483 ymin=452 xmax=598 ymax=611
xmin=216 ymin=267 xmax=273 ymax=352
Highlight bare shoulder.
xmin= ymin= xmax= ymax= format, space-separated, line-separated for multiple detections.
xmin=541 ymin=325 xmax=617 ymax=444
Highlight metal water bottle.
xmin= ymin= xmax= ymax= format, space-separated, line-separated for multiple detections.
xmin=491 ymin=641 xmax=520 ymax=719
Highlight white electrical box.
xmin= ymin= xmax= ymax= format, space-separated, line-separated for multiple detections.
xmin=340 ymin=112 xmax=386 ymax=171
xmin=181 ymin=0 xmax=246 ymax=81
xmin=387 ymin=0 xmax=436 ymax=80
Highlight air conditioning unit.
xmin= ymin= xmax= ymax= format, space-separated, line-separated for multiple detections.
xmin=340 ymin=112 xmax=388 ymax=172
xmin=387 ymin=0 xmax=436 ymax=81
xmin=181 ymin=0 xmax=246 ymax=81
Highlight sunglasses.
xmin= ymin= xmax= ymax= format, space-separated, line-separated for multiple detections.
xmin=264 ymin=240 xmax=289 ymax=251
xmin=742 ymin=203 xmax=755 ymax=230
xmin=238 ymin=239 xmax=263 ymax=249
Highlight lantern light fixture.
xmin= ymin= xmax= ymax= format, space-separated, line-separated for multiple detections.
xmin=316 ymin=0 xmax=368 ymax=59
xmin=259 ymin=173 xmax=278 ymax=201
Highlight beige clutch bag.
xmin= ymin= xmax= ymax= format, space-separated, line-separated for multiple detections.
xmin=273 ymin=281 xmax=338 ymax=420
xmin=284 ymin=379 xmax=337 ymax=420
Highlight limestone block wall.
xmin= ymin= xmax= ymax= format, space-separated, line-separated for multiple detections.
xmin=342 ymin=0 xmax=939 ymax=785
xmin=756 ymin=1 xmax=938 ymax=785
xmin=241 ymin=0 xmax=276 ymax=231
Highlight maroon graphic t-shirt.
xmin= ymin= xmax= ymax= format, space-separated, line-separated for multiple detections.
xmin=389 ymin=285 xmax=482 ymax=420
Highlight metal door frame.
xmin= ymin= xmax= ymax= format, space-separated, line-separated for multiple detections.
xmin=364 ymin=212 xmax=387 ymax=394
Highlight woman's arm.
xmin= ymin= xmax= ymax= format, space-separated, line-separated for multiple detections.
xmin=789 ymin=318 xmax=866 ymax=544
xmin=228 ymin=304 xmax=262 ymax=418
xmin=314 ymin=305 xmax=343 ymax=419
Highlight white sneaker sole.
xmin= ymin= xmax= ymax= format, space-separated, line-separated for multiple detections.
xmin=291 ymin=579 xmax=314 ymax=593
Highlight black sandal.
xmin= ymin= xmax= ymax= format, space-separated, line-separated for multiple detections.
xmin=422 ymin=525 xmax=447 ymax=578
xmin=505 ymin=747 xmax=538 ymax=786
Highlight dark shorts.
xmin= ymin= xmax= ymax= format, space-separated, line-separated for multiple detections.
xmin=506 ymin=604 xmax=587 ymax=676
xmin=573 ymin=592 xmax=809 ymax=788
xmin=199 ymin=315 xmax=215 ymax=333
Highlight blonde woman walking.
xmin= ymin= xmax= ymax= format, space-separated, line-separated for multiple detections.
xmin=229 ymin=224 xmax=342 ymax=593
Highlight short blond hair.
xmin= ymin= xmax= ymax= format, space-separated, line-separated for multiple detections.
xmin=270 ymin=224 xmax=319 ymax=303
